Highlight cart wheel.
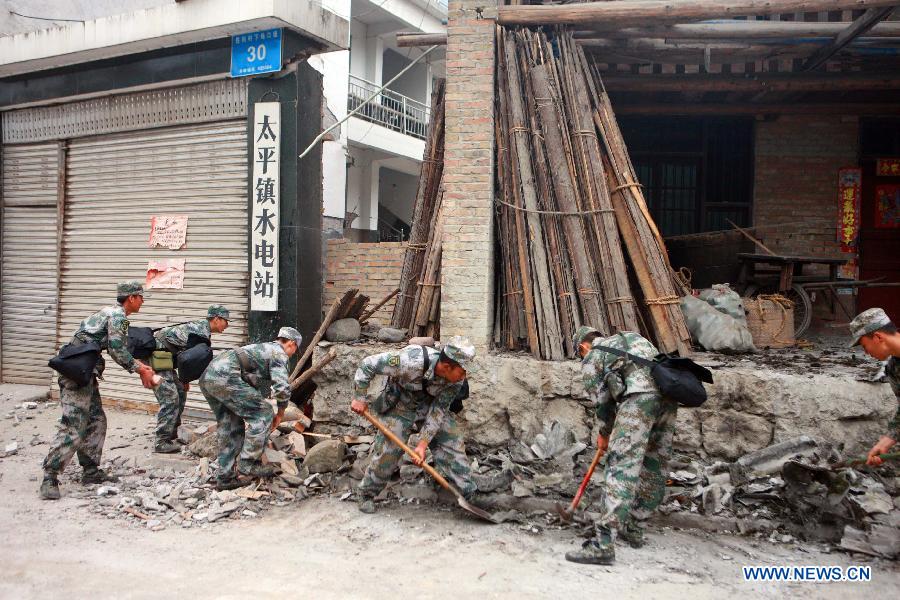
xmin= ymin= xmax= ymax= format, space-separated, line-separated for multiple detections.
xmin=744 ymin=283 xmax=813 ymax=338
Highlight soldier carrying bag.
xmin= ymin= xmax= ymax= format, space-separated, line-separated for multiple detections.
xmin=177 ymin=333 xmax=213 ymax=383
xmin=48 ymin=341 xmax=102 ymax=388
xmin=596 ymin=345 xmax=713 ymax=408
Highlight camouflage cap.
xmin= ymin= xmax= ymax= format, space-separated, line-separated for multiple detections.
xmin=848 ymin=307 xmax=893 ymax=347
xmin=277 ymin=326 xmax=303 ymax=348
xmin=572 ymin=325 xmax=601 ymax=351
xmin=117 ymin=280 xmax=144 ymax=297
xmin=207 ymin=305 xmax=230 ymax=321
xmin=440 ymin=336 xmax=476 ymax=371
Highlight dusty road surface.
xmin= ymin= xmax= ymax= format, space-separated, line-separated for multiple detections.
xmin=1 ymin=386 xmax=897 ymax=599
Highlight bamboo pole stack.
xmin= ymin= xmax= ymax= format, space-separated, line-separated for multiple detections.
xmin=391 ymin=79 xmax=446 ymax=338
xmin=495 ymin=27 xmax=691 ymax=358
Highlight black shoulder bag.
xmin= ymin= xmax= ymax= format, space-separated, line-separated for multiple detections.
xmin=596 ymin=345 xmax=713 ymax=408
xmin=127 ymin=327 xmax=156 ymax=360
xmin=48 ymin=341 xmax=102 ymax=387
xmin=421 ymin=345 xmax=468 ymax=413
xmin=177 ymin=333 xmax=213 ymax=383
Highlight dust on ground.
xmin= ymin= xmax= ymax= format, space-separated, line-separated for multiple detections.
xmin=1 ymin=386 xmax=897 ymax=599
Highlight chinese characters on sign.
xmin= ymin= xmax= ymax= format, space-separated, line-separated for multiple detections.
xmin=874 ymin=184 xmax=900 ymax=229
xmin=250 ymin=102 xmax=280 ymax=311
xmin=836 ymin=168 xmax=861 ymax=252
xmin=876 ymin=158 xmax=900 ymax=177
xmin=146 ymin=259 xmax=186 ymax=290
xmin=148 ymin=215 xmax=188 ymax=250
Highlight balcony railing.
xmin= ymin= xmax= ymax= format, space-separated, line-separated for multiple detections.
xmin=348 ymin=74 xmax=430 ymax=141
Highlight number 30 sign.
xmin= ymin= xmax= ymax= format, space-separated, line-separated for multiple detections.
xmin=231 ymin=28 xmax=283 ymax=78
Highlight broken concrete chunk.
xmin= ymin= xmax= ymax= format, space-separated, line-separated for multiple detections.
xmin=177 ymin=425 xmax=198 ymax=445
xmin=529 ymin=421 xmax=585 ymax=461
xmin=280 ymin=459 xmax=299 ymax=477
xmin=279 ymin=474 xmax=304 ymax=487
xmin=303 ymin=439 xmax=347 ymax=473
xmin=286 ymin=432 xmax=307 ymax=458
xmin=187 ymin=432 xmax=219 ymax=459
xmin=325 ymin=318 xmax=361 ymax=342
xmin=730 ymin=436 xmax=819 ymax=485
xmin=376 ymin=327 xmax=407 ymax=343
xmin=262 ymin=447 xmax=288 ymax=465
xmin=532 ymin=473 xmax=564 ymax=489
xmin=847 ymin=482 xmax=894 ymax=515
xmin=2 ymin=441 xmax=18 ymax=457
xmin=97 ymin=486 xmax=119 ymax=497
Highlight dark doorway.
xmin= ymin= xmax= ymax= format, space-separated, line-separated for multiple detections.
xmin=621 ymin=117 xmax=755 ymax=237
xmin=859 ymin=119 xmax=900 ymax=323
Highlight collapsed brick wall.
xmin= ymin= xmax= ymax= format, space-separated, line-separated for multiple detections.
xmin=324 ymin=239 xmax=406 ymax=321
xmin=753 ymin=115 xmax=859 ymax=273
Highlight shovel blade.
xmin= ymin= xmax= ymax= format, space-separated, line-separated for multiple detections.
xmin=456 ymin=497 xmax=499 ymax=524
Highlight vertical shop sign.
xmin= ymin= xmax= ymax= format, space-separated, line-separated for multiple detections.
xmin=250 ymin=102 xmax=280 ymax=311
xmin=836 ymin=168 xmax=862 ymax=252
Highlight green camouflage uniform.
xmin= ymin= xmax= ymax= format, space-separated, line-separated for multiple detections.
xmin=886 ymin=357 xmax=899 ymax=441
xmin=152 ymin=319 xmax=211 ymax=444
xmin=356 ymin=345 xmax=476 ymax=499
xmin=43 ymin=306 xmax=139 ymax=476
xmin=582 ymin=331 xmax=677 ymax=537
xmin=199 ymin=342 xmax=291 ymax=476
xmin=848 ymin=308 xmax=900 ymax=441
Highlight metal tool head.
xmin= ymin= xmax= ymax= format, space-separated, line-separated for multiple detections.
xmin=456 ymin=497 xmax=499 ymax=524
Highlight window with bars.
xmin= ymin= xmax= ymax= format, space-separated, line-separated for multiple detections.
xmin=621 ymin=117 xmax=754 ymax=237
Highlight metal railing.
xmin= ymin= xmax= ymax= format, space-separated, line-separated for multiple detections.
xmin=348 ymin=74 xmax=431 ymax=140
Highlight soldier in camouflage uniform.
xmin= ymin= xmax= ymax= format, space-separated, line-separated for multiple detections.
xmin=40 ymin=281 xmax=157 ymax=500
xmin=565 ymin=326 xmax=677 ymax=566
xmin=199 ymin=326 xmax=301 ymax=490
xmin=349 ymin=337 xmax=478 ymax=514
xmin=849 ymin=308 xmax=899 ymax=466
xmin=152 ymin=305 xmax=230 ymax=454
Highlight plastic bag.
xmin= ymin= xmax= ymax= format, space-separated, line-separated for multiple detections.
xmin=681 ymin=295 xmax=756 ymax=353
xmin=698 ymin=283 xmax=748 ymax=326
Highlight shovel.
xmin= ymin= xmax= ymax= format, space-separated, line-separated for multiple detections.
xmin=556 ymin=445 xmax=605 ymax=523
xmin=360 ymin=408 xmax=497 ymax=523
xmin=829 ymin=451 xmax=900 ymax=470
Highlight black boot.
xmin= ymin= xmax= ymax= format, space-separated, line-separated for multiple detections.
xmin=81 ymin=467 xmax=119 ymax=484
xmin=40 ymin=474 xmax=61 ymax=500
xmin=565 ymin=527 xmax=615 ymax=565
xmin=238 ymin=460 xmax=277 ymax=479
xmin=154 ymin=440 xmax=181 ymax=454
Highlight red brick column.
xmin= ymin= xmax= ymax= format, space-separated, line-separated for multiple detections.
xmin=441 ymin=0 xmax=497 ymax=349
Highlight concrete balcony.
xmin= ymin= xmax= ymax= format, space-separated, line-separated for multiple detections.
xmin=347 ymin=74 xmax=430 ymax=158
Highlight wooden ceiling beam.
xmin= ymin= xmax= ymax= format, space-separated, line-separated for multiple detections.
xmin=614 ymin=102 xmax=900 ymax=115
xmin=601 ymin=72 xmax=900 ymax=92
xmin=801 ymin=7 xmax=896 ymax=70
xmin=576 ymin=19 xmax=900 ymax=39
xmin=497 ymin=1 xmax=900 ymax=27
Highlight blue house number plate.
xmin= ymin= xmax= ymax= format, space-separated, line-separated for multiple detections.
xmin=231 ymin=28 xmax=283 ymax=77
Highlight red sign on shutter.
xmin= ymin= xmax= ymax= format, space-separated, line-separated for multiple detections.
xmin=876 ymin=158 xmax=900 ymax=177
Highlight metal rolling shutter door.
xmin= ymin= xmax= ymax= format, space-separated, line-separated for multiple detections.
xmin=57 ymin=121 xmax=249 ymax=412
xmin=1 ymin=143 xmax=59 ymax=385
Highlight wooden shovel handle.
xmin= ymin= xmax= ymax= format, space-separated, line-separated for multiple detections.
xmin=360 ymin=408 xmax=459 ymax=499
xmin=569 ymin=445 xmax=605 ymax=513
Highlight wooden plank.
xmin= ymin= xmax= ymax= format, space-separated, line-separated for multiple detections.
xmin=802 ymin=7 xmax=896 ymax=70
xmin=600 ymin=72 xmax=900 ymax=93
xmin=397 ymin=32 xmax=448 ymax=47
xmin=613 ymin=102 xmax=900 ymax=115
xmin=498 ymin=0 xmax=900 ymax=27
xmin=577 ymin=19 xmax=900 ymax=38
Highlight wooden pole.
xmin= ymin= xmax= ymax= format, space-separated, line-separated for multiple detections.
xmin=290 ymin=348 xmax=338 ymax=391
xmin=290 ymin=296 xmax=342 ymax=380
xmin=498 ymin=0 xmax=900 ymax=27
xmin=397 ymin=32 xmax=448 ymax=47
xmin=612 ymin=103 xmax=900 ymax=116
xmin=360 ymin=287 xmax=400 ymax=323
xmin=600 ymin=72 xmax=900 ymax=93
xmin=802 ymin=7 xmax=896 ymax=71
xmin=576 ymin=20 xmax=900 ymax=38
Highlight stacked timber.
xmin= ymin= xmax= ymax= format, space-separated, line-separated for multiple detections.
xmin=495 ymin=27 xmax=691 ymax=359
xmin=391 ymin=79 xmax=446 ymax=339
